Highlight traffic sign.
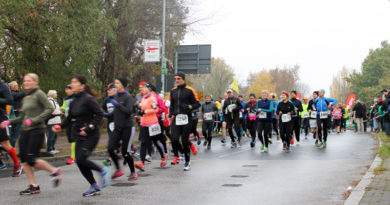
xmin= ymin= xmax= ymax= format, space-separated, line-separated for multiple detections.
xmin=144 ymin=40 xmax=160 ymax=62
xmin=174 ymin=44 xmax=211 ymax=74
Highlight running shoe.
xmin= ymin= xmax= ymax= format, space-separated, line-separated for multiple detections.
xmin=264 ymin=147 xmax=269 ymax=153
xmin=283 ymin=143 xmax=287 ymax=151
xmin=128 ymin=172 xmax=138 ymax=181
xmin=230 ymin=142 xmax=237 ymax=148
xmin=179 ymin=153 xmax=184 ymax=161
xmin=50 ymin=168 xmax=62 ymax=187
xmin=190 ymin=143 xmax=197 ymax=155
xmin=221 ymin=137 xmax=226 ymax=143
xmin=13 ymin=165 xmax=23 ymax=177
xmin=260 ymin=143 xmax=264 ymax=152
xmin=66 ymin=157 xmax=75 ymax=165
xmin=250 ymin=142 xmax=255 ymax=148
xmin=183 ymin=162 xmax=191 ymax=171
xmin=165 ymin=153 xmax=169 ymax=161
xmin=145 ymin=155 xmax=152 ymax=162
xmin=102 ymin=159 xmax=111 ymax=167
xmin=171 ymin=156 xmax=180 ymax=165
xmin=0 ymin=163 xmax=6 ymax=170
xmin=315 ymin=140 xmax=318 ymax=145
xmin=20 ymin=185 xmax=40 ymax=195
xmin=82 ymin=184 xmax=101 ymax=197
xmin=100 ymin=166 xmax=111 ymax=187
xmin=207 ymin=143 xmax=211 ymax=149
xmin=317 ymin=141 xmax=323 ymax=147
xmin=286 ymin=147 xmax=291 ymax=153
xmin=160 ymin=157 xmax=167 ymax=167
xmin=290 ymin=137 xmax=294 ymax=145
xmin=268 ymin=138 xmax=273 ymax=144
xmin=203 ymin=141 xmax=208 ymax=146
xmin=134 ymin=161 xmax=145 ymax=172
xmin=323 ymin=141 xmax=327 ymax=148
xmin=112 ymin=169 xmax=124 ymax=180
xmin=197 ymin=139 xmax=201 ymax=145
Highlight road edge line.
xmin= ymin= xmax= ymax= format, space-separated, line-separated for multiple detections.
xmin=344 ymin=134 xmax=382 ymax=205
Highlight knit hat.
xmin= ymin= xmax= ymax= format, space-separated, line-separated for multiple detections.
xmin=249 ymin=93 xmax=256 ymax=98
xmin=117 ymin=77 xmax=128 ymax=87
xmin=320 ymin=89 xmax=325 ymax=94
xmin=139 ymin=81 xmax=146 ymax=87
xmin=174 ymin=72 xmax=186 ymax=80
xmin=107 ymin=83 xmax=115 ymax=90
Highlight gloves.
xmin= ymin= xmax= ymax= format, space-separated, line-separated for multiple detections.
xmin=25 ymin=119 xmax=32 ymax=127
xmin=110 ymin=99 xmax=118 ymax=106
xmin=182 ymin=104 xmax=193 ymax=112
xmin=138 ymin=109 xmax=146 ymax=116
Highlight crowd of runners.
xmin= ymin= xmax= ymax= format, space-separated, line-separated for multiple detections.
xmin=0 ymin=71 xmax=389 ymax=197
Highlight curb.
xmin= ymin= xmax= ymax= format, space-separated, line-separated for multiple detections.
xmin=344 ymin=135 xmax=382 ymax=205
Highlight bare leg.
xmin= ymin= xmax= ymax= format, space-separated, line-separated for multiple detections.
xmin=22 ymin=163 xmax=37 ymax=185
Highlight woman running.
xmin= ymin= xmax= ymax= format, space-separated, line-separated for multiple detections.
xmin=332 ymin=104 xmax=343 ymax=134
xmin=134 ymin=82 xmax=168 ymax=171
xmin=256 ymin=90 xmax=274 ymax=153
xmin=52 ymin=75 xmax=110 ymax=197
xmin=107 ymin=77 xmax=138 ymax=181
xmin=276 ymin=91 xmax=295 ymax=152
xmin=1 ymin=73 xmax=62 ymax=195
xmin=245 ymin=93 xmax=258 ymax=148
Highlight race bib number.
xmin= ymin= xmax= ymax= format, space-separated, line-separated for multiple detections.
xmin=109 ymin=122 xmax=115 ymax=132
xmin=258 ymin=111 xmax=267 ymax=119
xmin=309 ymin=119 xmax=317 ymax=128
xmin=161 ymin=112 xmax=165 ymax=120
xmin=239 ymin=112 xmax=243 ymax=118
xmin=228 ymin=104 xmax=236 ymax=112
xmin=335 ymin=111 xmax=340 ymax=116
xmin=204 ymin=112 xmax=213 ymax=121
xmin=281 ymin=114 xmax=291 ymax=123
xmin=302 ymin=113 xmax=309 ymax=118
xmin=176 ymin=114 xmax=189 ymax=125
xmin=320 ymin=112 xmax=328 ymax=119
xmin=148 ymin=124 xmax=162 ymax=136
xmin=310 ymin=111 xmax=317 ymax=118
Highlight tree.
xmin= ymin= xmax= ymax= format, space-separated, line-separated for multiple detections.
xmin=247 ymin=69 xmax=276 ymax=96
xmin=330 ymin=66 xmax=351 ymax=103
xmin=269 ymin=65 xmax=300 ymax=94
xmin=346 ymin=41 xmax=390 ymax=104
xmin=187 ymin=57 xmax=235 ymax=98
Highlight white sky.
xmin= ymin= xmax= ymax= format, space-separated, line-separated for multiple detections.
xmin=183 ymin=0 xmax=390 ymax=92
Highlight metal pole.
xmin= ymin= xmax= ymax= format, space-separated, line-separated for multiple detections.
xmin=161 ymin=0 xmax=166 ymax=93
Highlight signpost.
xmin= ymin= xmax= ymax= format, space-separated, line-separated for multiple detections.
xmin=144 ymin=40 xmax=160 ymax=62
xmin=174 ymin=44 xmax=211 ymax=74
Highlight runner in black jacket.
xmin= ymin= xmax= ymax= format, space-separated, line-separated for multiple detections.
xmin=222 ymin=89 xmax=242 ymax=148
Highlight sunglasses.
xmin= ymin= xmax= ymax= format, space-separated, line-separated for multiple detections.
xmin=174 ymin=77 xmax=183 ymax=80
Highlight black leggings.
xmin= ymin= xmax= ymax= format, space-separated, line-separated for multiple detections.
xmin=257 ymin=121 xmax=271 ymax=147
xmin=280 ymin=121 xmax=292 ymax=147
xmin=226 ymin=117 xmax=241 ymax=142
xmin=247 ymin=119 xmax=257 ymax=143
xmin=317 ymin=117 xmax=329 ymax=142
xmin=19 ymin=128 xmax=45 ymax=166
xmin=171 ymin=119 xmax=191 ymax=162
xmin=76 ymin=137 xmax=101 ymax=185
xmin=291 ymin=117 xmax=301 ymax=142
xmin=139 ymin=126 xmax=166 ymax=163
xmin=108 ymin=126 xmax=135 ymax=172
xmin=202 ymin=121 xmax=213 ymax=143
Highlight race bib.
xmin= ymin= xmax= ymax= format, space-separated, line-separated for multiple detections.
xmin=176 ymin=114 xmax=189 ymax=125
xmin=161 ymin=112 xmax=166 ymax=120
xmin=109 ymin=122 xmax=115 ymax=132
xmin=148 ymin=124 xmax=162 ymax=136
xmin=309 ymin=119 xmax=317 ymax=128
xmin=320 ymin=111 xmax=328 ymax=119
xmin=281 ymin=114 xmax=291 ymax=123
xmin=310 ymin=111 xmax=317 ymax=118
xmin=335 ymin=111 xmax=340 ymax=116
xmin=204 ymin=112 xmax=213 ymax=121
xmin=239 ymin=112 xmax=243 ymax=118
xmin=228 ymin=104 xmax=236 ymax=112
xmin=302 ymin=113 xmax=309 ymax=118
xmin=258 ymin=111 xmax=267 ymax=119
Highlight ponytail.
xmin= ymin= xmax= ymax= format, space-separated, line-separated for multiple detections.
xmin=72 ymin=75 xmax=97 ymax=97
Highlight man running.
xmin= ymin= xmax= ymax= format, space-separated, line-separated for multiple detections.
xmin=201 ymin=94 xmax=218 ymax=149
xmin=222 ymin=89 xmax=242 ymax=148
xmin=169 ymin=72 xmax=200 ymax=171
xmin=290 ymin=91 xmax=303 ymax=145
xmin=312 ymin=89 xmax=337 ymax=148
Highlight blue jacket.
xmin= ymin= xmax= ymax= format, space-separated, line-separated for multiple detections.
xmin=257 ymin=99 xmax=274 ymax=122
xmin=313 ymin=97 xmax=338 ymax=114
xmin=241 ymin=100 xmax=247 ymax=119
xmin=271 ymin=99 xmax=277 ymax=119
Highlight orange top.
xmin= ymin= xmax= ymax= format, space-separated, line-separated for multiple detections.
xmin=140 ymin=93 xmax=159 ymax=126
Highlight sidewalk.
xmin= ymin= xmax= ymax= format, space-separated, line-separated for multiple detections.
xmin=359 ymin=133 xmax=390 ymax=205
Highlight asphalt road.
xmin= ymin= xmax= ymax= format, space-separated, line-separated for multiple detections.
xmin=0 ymin=131 xmax=376 ymax=205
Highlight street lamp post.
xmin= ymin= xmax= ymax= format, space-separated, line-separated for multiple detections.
xmin=161 ymin=0 xmax=166 ymax=93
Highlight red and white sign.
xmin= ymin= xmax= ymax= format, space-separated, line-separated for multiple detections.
xmin=345 ymin=94 xmax=356 ymax=110
xmin=144 ymin=40 xmax=160 ymax=62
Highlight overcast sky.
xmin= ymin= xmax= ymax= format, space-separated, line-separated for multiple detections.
xmin=183 ymin=0 xmax=390 ymax=93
